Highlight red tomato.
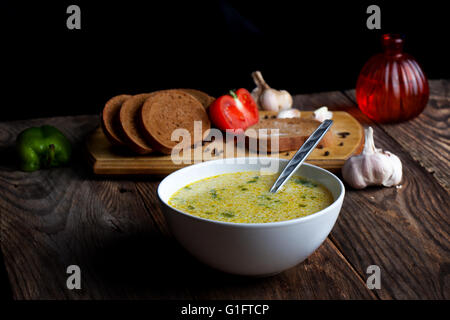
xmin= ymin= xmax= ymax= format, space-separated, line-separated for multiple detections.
xmin=208 ymin=88 xmax=259 ymax=132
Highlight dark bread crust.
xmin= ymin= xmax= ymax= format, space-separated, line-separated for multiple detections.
xmin=140 ymin=90 xmax=210 ymax=154
xmin=245 ymin=118 xmax=334 ymax=152
xmin=101 ymin=94 xmax=131 ymax=146
xmin=179 ymin=89 xmax=215 ymax=108
xmin=119 ymin=93 xmax=154 ymax=154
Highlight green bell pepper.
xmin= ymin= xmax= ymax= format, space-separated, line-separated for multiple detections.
xmin=16 ymin=125 xmax=72 ymax=172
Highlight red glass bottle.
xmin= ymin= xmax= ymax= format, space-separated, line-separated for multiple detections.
xmin=356 ymin=34 xmax=429 ymax=123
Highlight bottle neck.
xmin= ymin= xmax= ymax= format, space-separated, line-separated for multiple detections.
xmin=382 ymin=34 xmax=404 ymax=57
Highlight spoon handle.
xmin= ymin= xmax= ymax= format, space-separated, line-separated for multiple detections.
xmin=269 ymin=119 xmax=333 ymax=193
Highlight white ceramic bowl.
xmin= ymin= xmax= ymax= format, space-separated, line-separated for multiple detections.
xmin=158 ymin=157 xmax=345 ymax=276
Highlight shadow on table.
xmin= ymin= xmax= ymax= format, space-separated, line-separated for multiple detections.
xmin=0 ymin=249 xmax=13 ymax=300
xmin=0 ymin=146 xmax=17 ymax=172
xmin=88 ymin=231 xmax=262 ymax=298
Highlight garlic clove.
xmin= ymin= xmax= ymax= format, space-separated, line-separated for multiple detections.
xmin=260 ymin=90 xmax=281 ymax=112
xmin=277 ymin=108 xmax=301 ymax=119
xmin=342 ymin=127 xmax=402 ymax=189
xmin=313 ymin=106 xmax=333 ymax=122
xmin=380 ymin=151 xmax=403 ymax=187
xmin=342 ymin=157 xmax=368 ymax=189
xmin=251 ymin=87 xmax=261 ymax=103
xmin=278 ymin=90 xmax=293 ymax=110
xmin=251 ymin=71 xmax=293 ymax=112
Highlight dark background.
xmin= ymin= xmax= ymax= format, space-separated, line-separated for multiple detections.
xmin=1 ymin=0 xmax=448 ymax=121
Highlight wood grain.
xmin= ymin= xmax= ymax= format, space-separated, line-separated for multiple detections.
xmin=345 ymin=79 xmax=450 ymax=190
xmin=0 ymin=116 xmax=373 ymax=299
xmin=293 ymin=89 xmax=450 ymax=299
xmin=135 ymin=182 xmax=375 ymax=300
xmin=1 ymin=81 xmax=448 ymax=300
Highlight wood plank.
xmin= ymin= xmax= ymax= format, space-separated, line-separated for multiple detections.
xmin=344 ymin=79 xmax=450 ymax=190
xmin=85 ymin=111 xmax=364 ymax=175
xmin=1 ymin=85 xmax=448 ymax=299
xmin=135 ymin=182 xmax=376 ymax=299
xmin=0 ymin=116 xmax=99 ymax=299
xmin=0 ymin=115 xmax=374 ymax=299
xmin=0 ymin=116 xmax=189 ymax=299
xmin=293 ymin=89 xmax=450 ymax=299
xmin=0 ymin=248 xmax=12 ymax=299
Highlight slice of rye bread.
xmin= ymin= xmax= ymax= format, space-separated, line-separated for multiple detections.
xmin=140 ymin=90 xmax=211 ymax=154
xmin=101 ymin=94 xmax=131 ymax=146
xmin=179 ymin=89 xmax=215 ymax=108
xmin=245 ymin=118 xmax=334 ymax=153
xmin=119 ymin=93 xmax=155 ymax=154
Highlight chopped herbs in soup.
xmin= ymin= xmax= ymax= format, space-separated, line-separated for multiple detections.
xmin=168 ymin=171 xmax=334 ymax=223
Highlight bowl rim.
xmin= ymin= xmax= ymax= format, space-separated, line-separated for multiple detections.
xmin=157 ymin=157 xmax=345 ymax=228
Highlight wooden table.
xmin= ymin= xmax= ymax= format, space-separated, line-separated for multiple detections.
xmin=0 ymin=80 xmax=448 ymax=300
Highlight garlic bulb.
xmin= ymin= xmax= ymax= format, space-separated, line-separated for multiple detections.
xmin=314 ymin=106 xmax=333 ymax=122
xmin=342 ymin=127 xmax=402 ymax=189
xmin=251 ymin=71 xmax=293 ymax=111
xmin=277 ymin=108 xmax=301 ymax=119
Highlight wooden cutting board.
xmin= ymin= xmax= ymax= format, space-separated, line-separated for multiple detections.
xmin=85 ymin=111 xmax=364 ymax=175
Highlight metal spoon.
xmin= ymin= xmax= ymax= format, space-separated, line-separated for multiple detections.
xmin=269 ymin=119 xmax=333 ymax=193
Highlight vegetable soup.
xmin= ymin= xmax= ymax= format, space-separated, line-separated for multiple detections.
xmin=168 ymin=171 xmax=334 ymax=223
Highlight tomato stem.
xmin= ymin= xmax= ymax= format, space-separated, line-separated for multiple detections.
xmin=228 ymin=90 xmax=238 ymax=100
